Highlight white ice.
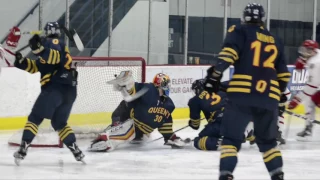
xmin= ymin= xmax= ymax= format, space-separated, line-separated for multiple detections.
xmin=1 ymin=118 xmax=320 ymax=180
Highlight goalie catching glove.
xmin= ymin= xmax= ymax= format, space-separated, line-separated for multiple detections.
xmin=108 ymin=70 xmax=148 ymax=102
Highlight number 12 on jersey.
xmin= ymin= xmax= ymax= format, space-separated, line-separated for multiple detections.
xmin=251 ymin=40 xmax=278 ymax=69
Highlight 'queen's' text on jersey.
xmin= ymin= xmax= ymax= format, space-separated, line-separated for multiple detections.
xmin=128 ymin=83 xmax=175 ymax=140
xmin=215 ymin=24 xmax=291 ymax=109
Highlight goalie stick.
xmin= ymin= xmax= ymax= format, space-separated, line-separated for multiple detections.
xmin=284 ymin=110 xmax=320 ymax=125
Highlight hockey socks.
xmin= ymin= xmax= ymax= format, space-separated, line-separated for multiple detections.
xmin=263 ymin=148 xmax=283 ymax=178
xmin=22 ymin=121 xmax=39 ymax=144
xmin=194 ymin=136 xmax=220 ymax=150
xmin=58 ymin=125 xmax=76 ymax=146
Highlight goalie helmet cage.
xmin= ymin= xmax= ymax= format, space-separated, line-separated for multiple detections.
xmin=8 ymin=57 xmax=146 ymax=148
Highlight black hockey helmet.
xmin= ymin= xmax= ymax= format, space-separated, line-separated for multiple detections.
xmin=242 ymin=3 xmax=265 ymax=24
xmin=191 ymin=79 xmax=205 ymax=95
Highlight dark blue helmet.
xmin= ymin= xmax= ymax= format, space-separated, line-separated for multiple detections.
xmin=44 ymin=22 xmax=61 ymax=38
xmin=191 ymin=79 xmax=205 ymax=95
xmin=242 ymin=3 xmax=265 ymax=24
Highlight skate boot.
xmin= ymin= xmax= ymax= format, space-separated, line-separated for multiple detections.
xmin=271 ymin=172 xmax=284 ymax=180
xmin=13 ymin=141 xmax=30 ymax=166
xmin=67 ymin=143 xmax=85 ymax=163
xmin=219 ymin=174 xmax=234 ymax=180
xmin=276 ymin=131 xmax=286 ymax=145
xmin=296 ymin=124 xmax=313 ymax=141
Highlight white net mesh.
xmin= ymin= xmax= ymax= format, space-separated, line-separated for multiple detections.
xmin=8 ymin=57 xmax=145 ymax=147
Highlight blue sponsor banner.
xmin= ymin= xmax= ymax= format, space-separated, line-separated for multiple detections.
xmin=229 ymin=66 xmax=308 ymax=96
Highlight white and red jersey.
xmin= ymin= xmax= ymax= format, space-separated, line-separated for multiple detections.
xmin=0 ymin=45 xmax=16 ymax=67
xmin=295 ymin=49 xmax=320 ymax=103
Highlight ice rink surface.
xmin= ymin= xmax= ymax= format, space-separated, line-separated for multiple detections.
xmin=1 ymin=118 xmax=320 ymax=180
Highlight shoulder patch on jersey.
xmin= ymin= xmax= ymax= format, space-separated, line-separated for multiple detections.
xmin=52 ymin=39 xmax=59 ymax=45
xmin=228 ymin=25 xmax=236 ymax=33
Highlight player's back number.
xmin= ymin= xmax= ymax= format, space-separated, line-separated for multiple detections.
xmin=251 ymin=40 xmax=278 ymax=69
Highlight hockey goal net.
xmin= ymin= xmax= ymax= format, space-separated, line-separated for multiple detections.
xmin=8 ymin=57 xmax=146 ymax=148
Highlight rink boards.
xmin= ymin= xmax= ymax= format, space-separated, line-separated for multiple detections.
xmin=0 ymin=65 xmax=310 ymax=130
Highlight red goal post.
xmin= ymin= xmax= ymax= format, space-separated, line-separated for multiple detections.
xmin=8 ymin=57 xmax=146 ymax=148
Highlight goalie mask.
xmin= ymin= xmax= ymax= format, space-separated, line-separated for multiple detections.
xmin=153 ymin=73 xmax=171 ymax=96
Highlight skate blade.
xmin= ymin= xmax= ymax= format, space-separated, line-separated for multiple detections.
xmin=296 ymin=136 xmax=312 ymax=142
xmin=14 ymin=158 xmax=21 ymax=166
xmin=80 ymin=159 xmax=86 ymax=164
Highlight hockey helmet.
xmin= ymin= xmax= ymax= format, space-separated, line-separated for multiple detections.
xmin=241 ymin=3 xmax=265 ymax=24
xmin=44 ymin=22 xmax=61 ymax=38
xmin=153 ymin=73 xmax=171 ymax=96
xmin=191 ymin=79 xmax=205 ymax=95
xmin=298 ymin=40 xmax=319 ymax=58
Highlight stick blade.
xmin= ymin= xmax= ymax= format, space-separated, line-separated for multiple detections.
xmin=72 ymin=29 xmax=84 ymax=51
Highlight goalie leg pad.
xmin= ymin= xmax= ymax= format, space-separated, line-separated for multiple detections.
xmin=89 ymin=119 xmax=136 ymax=152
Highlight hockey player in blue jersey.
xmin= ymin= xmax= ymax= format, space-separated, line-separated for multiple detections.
xmin=188 ymin=79 xmax=255 ymax=151
xmin=13 ymin=22 xmax=84 ymax=165
xmin=88 ymin=72 xmax=188 ymax=152
xmin=203 ymin=3 xmax=290 ymax=180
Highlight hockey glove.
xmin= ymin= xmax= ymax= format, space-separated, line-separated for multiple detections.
xmin=204 ymin=66 xmax=222 ymax=93
xmin=164 ymin=134 xmax=186 ymax=148
xmin=288 ymin=96 xmax=301 ymax=110
xmin=311 ymin=91 xmax=320 ymax=108
xmin=295 ymin=56 xmax=307 ymax=70
xmin=188 ymin=119 xmax=200 ymax=130
xmin=278 ymin=93 xmax=288 ymax=116
xmin=14 ymin=52 xmax=25 ymax=67
xmin=29 ymin=34 xmax=44 ymax=54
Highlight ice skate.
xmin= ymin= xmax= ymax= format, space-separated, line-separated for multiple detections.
xmin=13 ymin=141 xmax=30 ymax=166
xmin=67 ymin=143 xmax=85 ymax=163
xmin=276 ymin=131 xmax=286 ymax=145
xmin=271 ymin=172 xmax=284 ymax=180
xmin=296 ymin=124 xmax=313 ymax=141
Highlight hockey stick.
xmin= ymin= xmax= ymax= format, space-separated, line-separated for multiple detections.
xmin=284 ymin=113 xmax=292 ymax=140
xmin=284 ymin=110 xmax=320 ymax=125
xmin=148 ymin=118 xmax=206 ymax=143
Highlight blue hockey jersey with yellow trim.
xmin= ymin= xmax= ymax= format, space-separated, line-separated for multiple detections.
xmin=15 ymin=38 xmax=74 ymax=88
xmin=214 ymin=24 xmax=291 ymax=110
xmin=188 ymin=91 xmax=227 ymax=128
xmin=128 ymin=83 xmax=175 ymax=140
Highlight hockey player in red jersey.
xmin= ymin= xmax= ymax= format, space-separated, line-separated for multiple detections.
xmin=0 ymin=27 xmax=21 ymax=68
xmin=288 ymin=40 xmax=320 ymax=141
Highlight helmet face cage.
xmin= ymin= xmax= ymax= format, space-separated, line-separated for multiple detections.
xmin=241 ymin=3 xmax=265 ymax=24
xmin=44 ymin=22 xmax=61 ymax=37
xmin=299 ymin=40 xmax=319 ymax=58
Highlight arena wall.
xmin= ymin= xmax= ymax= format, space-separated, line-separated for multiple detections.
xmin=0 ymin=65 xmax=310 ymax=130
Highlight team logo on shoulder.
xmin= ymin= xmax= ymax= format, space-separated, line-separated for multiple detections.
xmin=228 ymin=25 xmax=236 ymax=33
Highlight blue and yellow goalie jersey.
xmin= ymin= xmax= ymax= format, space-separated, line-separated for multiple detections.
xmin=215 ymin=24 xmax=291 ymax=110
xmin=15 ymin=38 xmax=74 ymax=88
xmin=128 ymin=83 xmax=175 ymax=141
xmin=188 ymin=91 xmax=227 ymax=129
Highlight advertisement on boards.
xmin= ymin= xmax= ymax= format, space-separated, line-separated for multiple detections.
xmin=146 ymin=66 xmax=230 ymax=108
